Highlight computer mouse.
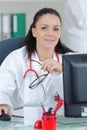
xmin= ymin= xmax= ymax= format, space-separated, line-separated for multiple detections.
xmin=0 ymin=112 xmax=11 ymax=121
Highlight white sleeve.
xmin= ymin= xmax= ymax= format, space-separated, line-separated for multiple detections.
xmin=62 ymin=0 xmax=87 ymax=53
xmin=0 ymin=54 xmax=17 ymax=109
xmin=63 ymin=0 xmax=87 ymax=29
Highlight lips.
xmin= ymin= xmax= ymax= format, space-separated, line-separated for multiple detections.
xmin=44 ymin=39 xmax=54 ymax=42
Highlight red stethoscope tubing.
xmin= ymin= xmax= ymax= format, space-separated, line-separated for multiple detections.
xmin=23 ymin=53 xmax=38 ymax=78
xmin=23 ymin=52 xmax=60 ymax=78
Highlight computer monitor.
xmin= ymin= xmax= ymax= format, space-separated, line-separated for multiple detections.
xmin=62 ymin=54 xmax=87 ymax=117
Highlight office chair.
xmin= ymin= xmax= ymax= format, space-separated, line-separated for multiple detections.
xmin=0 ymin=37 xmax=25 ymax=65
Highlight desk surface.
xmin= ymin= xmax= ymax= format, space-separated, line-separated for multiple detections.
xmin=1 ymin=116 xmax=87 ymax=130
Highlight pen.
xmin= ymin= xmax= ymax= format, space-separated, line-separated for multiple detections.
xmin=54 ymin=99 xmax=64 ymax=114
xmin=48 ymin=107 xmax=53 ymax=114
xmin=41 ymin=104 xmax=46 ymax=113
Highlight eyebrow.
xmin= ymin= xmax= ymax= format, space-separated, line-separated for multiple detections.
xmin=40 ymin=24 xmax=61 ymax=27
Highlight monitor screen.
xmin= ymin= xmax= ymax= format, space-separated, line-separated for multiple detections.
xmin=62 ymin=54 xmax=87 ymax=117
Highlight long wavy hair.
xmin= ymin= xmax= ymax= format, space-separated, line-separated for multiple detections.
xmin=25 ymin=7 xmax=72 ymax=55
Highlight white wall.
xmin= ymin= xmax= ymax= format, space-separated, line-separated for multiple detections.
xmin=0 ymin=0 xmax=64 ymax=34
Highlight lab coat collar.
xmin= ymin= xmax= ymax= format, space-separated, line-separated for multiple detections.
xmin=25 ymin=51 xmax=60 ymax=66
xmin=33 ymin=51 xmax=58 ymax=62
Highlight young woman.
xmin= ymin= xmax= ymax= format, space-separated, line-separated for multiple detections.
xmin=0 ymin=8 xmax=72 ymax=118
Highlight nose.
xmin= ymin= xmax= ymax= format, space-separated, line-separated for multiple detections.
xmin=46 ymin=28 xmax=54 ymax=36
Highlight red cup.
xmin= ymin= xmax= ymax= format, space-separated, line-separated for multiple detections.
xmin=42 ymin=113 xmax=56 ymax=130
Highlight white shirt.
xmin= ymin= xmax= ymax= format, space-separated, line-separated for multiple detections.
xmin=0 ymin=46 xmax=64 ymax=114
xmin=62 ymin=0 xmax=87 ymax=53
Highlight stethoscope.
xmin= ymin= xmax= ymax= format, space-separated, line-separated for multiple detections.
xmin=23 ymin=52 xmax=60 ymax=103
xmin=23 ymin=52 xmax=60 ymax=86
xmin=14 ymin=52 xmax=60 ymax=114
xmin=23 ymin=53 xmax=48 ymax=89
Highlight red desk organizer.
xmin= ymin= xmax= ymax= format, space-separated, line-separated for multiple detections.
xmin=42 ymin=113 xmax=56 ymax=130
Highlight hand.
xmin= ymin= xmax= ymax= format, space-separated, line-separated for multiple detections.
xmin=41 ymin=59 xmax=62 ymax=73
xmin=0 ymin=104 xmax=11 ymax=116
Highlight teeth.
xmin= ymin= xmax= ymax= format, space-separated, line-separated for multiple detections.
xmin=45 ymin=39 xmax=54 ymax=42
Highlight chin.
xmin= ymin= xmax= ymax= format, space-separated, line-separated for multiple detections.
xmin=46 ymin=44 xmax=55 ymax=49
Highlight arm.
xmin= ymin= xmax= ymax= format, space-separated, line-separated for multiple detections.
xmin=0 ymin=54 xmax=17 ymax=115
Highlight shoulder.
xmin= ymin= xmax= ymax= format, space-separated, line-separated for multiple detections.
xmin=9 ymin=46 xmax=27 ymax=56
xmin=1 ymin=46 xmax=27 ymax=66
xmin=6 ymin=46 xmax=27 ymax=61
xmin=64 ymin=52 xmax=75 ymax=55
xmin=59 ymin=52 xmax=74 ymax=63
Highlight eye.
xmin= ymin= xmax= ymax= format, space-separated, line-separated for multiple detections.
xmin=54 ymin=28 xmax=59 ymax=31
xmin=41 ymin=26 xmax=47 ymax=30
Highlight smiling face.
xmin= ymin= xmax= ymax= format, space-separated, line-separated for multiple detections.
xmin=32 ymin=14 xmax=61 ymax=52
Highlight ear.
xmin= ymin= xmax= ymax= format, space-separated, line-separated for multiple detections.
xmin=32 ymin=27 xmax=36 ymax=38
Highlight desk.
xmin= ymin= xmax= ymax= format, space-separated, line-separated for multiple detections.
xmin=1 ymin=116 xmax=87 ymax=130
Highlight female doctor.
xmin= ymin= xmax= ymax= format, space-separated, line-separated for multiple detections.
xmin=0 ymin=8 xmax=72 ymax=117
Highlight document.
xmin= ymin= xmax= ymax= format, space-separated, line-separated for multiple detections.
xmin=2 ymin=13 xmax=12 ymax=40
xmin=12 ymin=13 xmax=26 ymax=37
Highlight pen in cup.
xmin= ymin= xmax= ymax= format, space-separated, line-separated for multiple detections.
xmin=41 ymin=104 xmax=46 ymax=113
xmin=53 ymin=99 xmax=64 ymax=114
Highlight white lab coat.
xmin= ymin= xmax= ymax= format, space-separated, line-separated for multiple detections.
xmin=62 ymin=0 xmax=87 ymax=53
xmin=0 ymin=46 xmax=64 ymax=115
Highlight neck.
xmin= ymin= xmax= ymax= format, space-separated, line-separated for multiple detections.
xmin=37 ymin=49 xmax=54 ymax=61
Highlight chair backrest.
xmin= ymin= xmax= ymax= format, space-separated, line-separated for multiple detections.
xmin=0 ymin=37 xmax=25 ymax=65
